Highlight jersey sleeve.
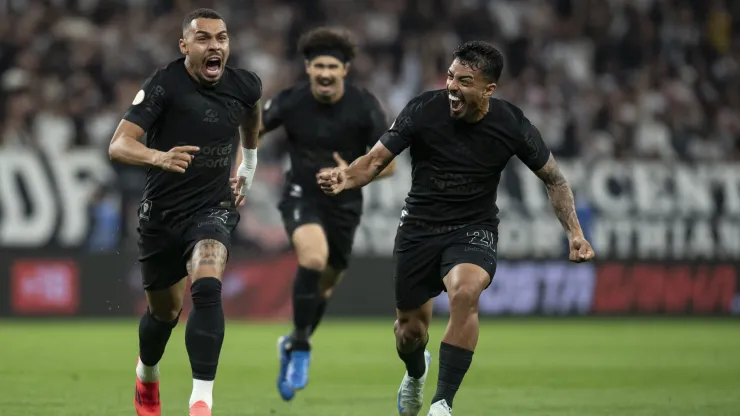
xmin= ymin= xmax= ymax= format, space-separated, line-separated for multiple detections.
xmin=515 ymin=115 xmax=551 ymax=171
xmin=379 ymin=94 xmax=425 ymax=155
xmin=123 ymin=69 xmax=170 ymax=132
xmin=362 ymin=91 xmax=389 ymax=148
xmin=261 ymin=89 xmax=288 ymax=133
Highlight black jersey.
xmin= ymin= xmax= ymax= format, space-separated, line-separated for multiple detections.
xmin=262 ymin=82 xmax=387 ymax=207
xmin=380 ymin=89 xmax=550 ymax=229
xmin=123 ymin=58 xmax=262 ymax=223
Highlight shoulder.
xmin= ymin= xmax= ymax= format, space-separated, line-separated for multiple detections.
xmin=224 ymin=66 xmax=262 ymax=105
xmin=406 ymin=89 xmax=447 ymax=115
xmin=264 ymin=83 xmax=306 ymax=113
xmin=487 ymin=97 xmax=525 ymax=128
xmin=346 ymin=84 xmax=383 ymax=111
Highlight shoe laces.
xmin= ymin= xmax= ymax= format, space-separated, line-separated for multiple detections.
xmin=400 ymin=375 xmax=423 ymax=403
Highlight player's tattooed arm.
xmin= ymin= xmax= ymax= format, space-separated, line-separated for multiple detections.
xmin=534 ymin=154 xmax=583 ymax=240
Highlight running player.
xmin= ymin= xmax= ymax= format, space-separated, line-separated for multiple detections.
xmin=318 ymin=41 xmax=595 ymax=416
xmin=108 ymin=8 xmax=262 ymax=416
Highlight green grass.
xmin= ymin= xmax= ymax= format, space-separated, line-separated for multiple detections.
xmin=1 ymin=319 xmax=739 ymax=415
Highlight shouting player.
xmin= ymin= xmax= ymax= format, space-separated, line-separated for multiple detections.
xmin=254 ymin=27 xmax=394 ymax=400
xmin=318 ymin=41 xmax=595 ymax=416
xmin=108 ymin=9 xmax=261 ymax=416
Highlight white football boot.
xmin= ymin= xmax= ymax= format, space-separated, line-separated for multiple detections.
xmin=427 ymin=399 xmax=452 ymax=415
xmin=397 ymin=349 xmax=432 ymax=416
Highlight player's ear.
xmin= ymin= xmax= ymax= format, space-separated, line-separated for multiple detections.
xmin=304 ymin=60 xmax=311 ymax=75
xmin=179 ymin=38 xmax=187 ymax=55
xmin=483 ymin=82 xmax=497 ymax=98
xmin=342 ymin=62 xmax=350 ymax=77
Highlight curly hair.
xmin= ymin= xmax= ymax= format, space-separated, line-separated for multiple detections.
xmin=297 ymin=27 xmax=357 ymax=63
xmin=452 ymin=41 xmax=504 ymax=82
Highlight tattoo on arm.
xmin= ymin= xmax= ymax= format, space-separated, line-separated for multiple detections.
xmin=188 ymin=239 xmax=229 ymax=276
xmin=534 ymin=154 xmax=582 ymax=239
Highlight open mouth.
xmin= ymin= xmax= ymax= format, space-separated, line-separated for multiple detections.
xmin=449 ymin=92 xmax=465 ymax=112
xmin=204 ymin=56 xmax=222 ymax=77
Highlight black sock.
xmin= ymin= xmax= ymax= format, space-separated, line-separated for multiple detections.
xmin=309 ymin=298 xmax=328 ymax=335
xmin=290 ymin=266 xmax=322 ymax=349
xmin=431 ymin=342 xmax=474 ymax=407
xmin=185 ymin=277 xmax=224 ymax=381
xmin=397 ymin=339 xmax=428 ymax=379
xmin=139 ymin=308 xmax=180 ymax=366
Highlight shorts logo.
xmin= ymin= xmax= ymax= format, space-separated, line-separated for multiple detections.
xmin=139 ymin=199 xmax=152 ymax=221
xmin=293 ymin=207 xmax=301 ymax=222
xmin=209 ymin=209 xmax=229 ymax=224
xmin=467 ymin=230 xmax=496 ymax=251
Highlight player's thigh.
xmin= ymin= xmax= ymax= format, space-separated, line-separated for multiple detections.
xmin=440 ymin=226 xmax=498 ymax=304
xmin=291 ymin=224 xmax=330 ymax=270
xmin=393 ymin=227 xmax=446 ymax=312
xmin=138 ymin=227 xmax=189 ymax=320
xmin=184 ymin=207 xmax=240 ymax=281
xmin=279 ymin=196 xmax=329 ymax=270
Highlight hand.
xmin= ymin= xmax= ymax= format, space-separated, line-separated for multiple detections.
xmin=332 ymin=152 xmax=349 ymax=169
xmin=317 ymin=167 xmax=346 ymax=195
xmin=228 ymin=177 xmax=244 ymax=206
xmin=569 ymin=236 xmax=595 ymax=263
xmin=154 ymin=146 xmax=200 ymax=173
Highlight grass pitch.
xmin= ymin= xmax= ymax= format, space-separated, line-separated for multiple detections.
xmin=1 ymin=319 xmax=738 ymax=415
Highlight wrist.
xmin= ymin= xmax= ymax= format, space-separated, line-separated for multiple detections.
xmin=149 ymin=149 xmax=163 ymax=168
xmin=241 ymin=147 xmax=257 ymax=169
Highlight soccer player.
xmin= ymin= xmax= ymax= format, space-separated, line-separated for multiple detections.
xmin=255 ymin=27 xmax=395 ymax=400
xmin=318 ymin=41 xmax=595 ymax=416
xmin=108 ymin=9 xmax=262 ymax=416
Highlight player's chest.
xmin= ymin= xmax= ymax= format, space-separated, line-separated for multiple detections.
xmin=169 ymin=90 xmax=248 ymax=136
xmin=418 ymin=124 xmax=513 ymax=169
xmin=283 ymin=107 xmax=365 ymax=149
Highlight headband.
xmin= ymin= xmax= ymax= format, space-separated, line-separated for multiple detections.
xmin=305 ymin=48 xmax=347 ymax=63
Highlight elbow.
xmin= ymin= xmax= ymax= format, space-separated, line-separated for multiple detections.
xmin=108 ymin=141 xmax=118 ymax=161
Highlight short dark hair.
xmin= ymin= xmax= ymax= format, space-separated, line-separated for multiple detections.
xmin=452 ymin=41 xmax=504 ymax=83
xmin=182 ymin=8 xmax=224 ymax=33
xmin=297 ymin=27 xmax=356 ymax=63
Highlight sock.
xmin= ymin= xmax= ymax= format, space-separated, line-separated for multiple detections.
xmin=189 ymin=379 xmax=215 ymax=409
xmin=431 ymin=342 xmax=474 ymax=407
xmin=309 ymin=298 xmax=328 ymax=335
xmin=397 ymin=339 xmax=428 ymax=379
xmin=290 ymin=266 xmax=322 ymax=349
xmin=186 ymin=278 xmax=225 ymax=382
xmin=138 ymin=308 xmax=180 ymax=381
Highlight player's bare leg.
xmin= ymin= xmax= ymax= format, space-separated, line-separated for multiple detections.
xmin=135 ymin=280 xmax=187 ymax=416
xmin=278 ymin=224 xmax=329 ymax=398
xmin=312 ymin=265 xmax=345 ymax=334
xmin=427 ymin=264 xmax=489 ymax=415
xmin=185 ymin=239 xmax=229 ymax=416
xmin=395 ymin=301 xmax=434 ymax=416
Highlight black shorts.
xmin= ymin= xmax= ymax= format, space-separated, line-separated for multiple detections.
xmin=137 ymin=206 xmax=240 ymax=291
xmin=278 ymin=193 xmax=360 ymax=271
xmin=393 ymin=223 xmax=498 ymax=311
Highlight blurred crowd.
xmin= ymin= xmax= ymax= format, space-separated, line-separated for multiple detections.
xmin=2 ymin=0 xmax=740 ymax=250
xmin=2 ymin=0 xmax=740 ymax=161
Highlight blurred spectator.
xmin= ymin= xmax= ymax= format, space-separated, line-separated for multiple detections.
xmin=3 ymin=0 xmax=740 ymax=250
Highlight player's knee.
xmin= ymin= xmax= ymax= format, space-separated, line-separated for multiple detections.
xmin=149 ymin=306 xmax=181 ymax=323
xmin=447 ymin=282 xmax=483 ymax=312
xmin=297 ymin=252 xmax=328 ymax=272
